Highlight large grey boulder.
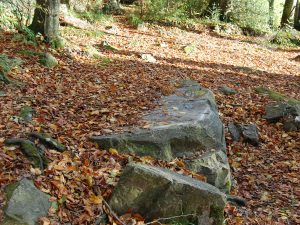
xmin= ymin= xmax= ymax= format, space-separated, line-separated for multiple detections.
xmin=109 ymin=163 xmax=226 ymax=225
xmin=90 ymin=80 xmax=230 ymax=192
xmin=2 ymin=178 xmax=51 ymax=225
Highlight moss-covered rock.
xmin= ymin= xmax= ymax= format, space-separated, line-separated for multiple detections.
xmin=39 ymin=52 xmax=58 ymax=68
xmin=29 ymin=132 xmax=65 ymax=152
xmin=50 ymin=37 xmax=65 ymax=49
xmin=4 ymin=139 xmax=46 ymax=169
xmin=19 ymin=106 xmax=34 ymax=122
xmin=255 ymin=87 xmax=300 ymax=105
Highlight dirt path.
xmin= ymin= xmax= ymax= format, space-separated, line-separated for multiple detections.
xmin=0 ymin=17 xmax=299 ymax=224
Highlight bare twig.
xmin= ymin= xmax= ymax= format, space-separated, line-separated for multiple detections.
xmin=102 ymin=199 xmax=126 ymax=225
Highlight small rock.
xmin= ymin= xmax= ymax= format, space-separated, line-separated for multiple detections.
xmin=283 ymin=117 xmax=300 ymax=132
xmin=219 ymin=86 xmax=237 ymax=95
xmin=105 ymin=25 xmax=119 ymax=35
xmin=263 ymin=102 xmax=298 ymax=122
xmin=109 ymin=163 xmax=226 ymax=225
xmin=228 ymin=122 xmax=241 ymax=142
xmin=240 ymin=124 xmax=259 ymax=146
xmin=4 ymin=178 xmax=51 ymax=225
xmin=39 ymin=53 xmax=58 ymax=68
xmin=141 ymin=54 xmax=156 ymax=63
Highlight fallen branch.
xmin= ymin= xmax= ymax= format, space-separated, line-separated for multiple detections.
xmin=103 ymin=199 xmax=126 ymax=225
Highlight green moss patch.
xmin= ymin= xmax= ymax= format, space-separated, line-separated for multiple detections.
xmin=255 ymin=87 xmax=300 ymax=105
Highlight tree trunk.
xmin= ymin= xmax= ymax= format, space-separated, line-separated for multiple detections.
xmin=294 ymin=0 xmax=300 ymax=30
xmin=103 ymin=0 xmax=122 ymax=14
xmin=268 ymin=0 xmax=275 ymax=28
xmin=29 ymin=0 xmax=60 ymax=40
xmin=281 ymin=0 xmax=295 ymax=27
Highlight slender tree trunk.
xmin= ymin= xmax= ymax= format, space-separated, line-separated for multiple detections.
xmin=29 ymin=0 xmax=60 ymax=40
xmin=281 ymin=0 xmax=295 ymax=27
xmin=294 ymin=0 xmax=300 ymax=30
xmin=268 ymin=0 xmax=275 ymax=28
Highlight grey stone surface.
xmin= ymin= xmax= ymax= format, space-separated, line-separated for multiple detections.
xmin=283 ymin=117 xmax=300 ymax=132
xmin=91 ymin=80 xmax=229 ymax=191
xmin=3 ymin=178 xmax=51 ymax=225
xmin=263 ymin=103 xmax=300 ymax=131
xmin=228 ymin=122 xmax=241 ymax=142
xmin=263 ymin=102 xmax=299 ymax=122
xmin=185 ymin=151 xmax=231 ymax=193
xmin=219 ymin=86 xmax=237 ymax=95
xmin=109 ymin=163 xmax=226 ymax=225
xmin=240 ymin=124 xmax=259 ymax=146
xmin=91 ymin=80 xmax=225 ymax=159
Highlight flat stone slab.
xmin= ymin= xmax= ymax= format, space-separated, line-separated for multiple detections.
xmin=109 ymin=163 xmax=226 ymax=225
xmin=3 ymin=178 xmax=51 ymax=225
xmin=91 ymin=80 xmax=225 ymax=158
xmin=90 ymin=80 xmax=230 ymax=192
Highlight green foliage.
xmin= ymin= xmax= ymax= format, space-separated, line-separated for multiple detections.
xmin=229 ymin=0 xmax=270 ymax=36
xmin=271 ymin=27 xmax=300 ymax=47
xmin=61 ymin=27 xmax=104 ymax=38
xmin=50 ymin=37 xmax=66 ymax=49
xmin=18 ymin=50 xmax=43 ymax=57
xmin=98 ymin=57 xmax=112 ymax=67
xmin=12 ymin=27 xmax=38 ymax=46
xmin=183 ymin=43 xmax=197 ymax=54
xmin=72 ymin=6 xmax=114 ymax=24
xmin=140 ymin=0 xmax=192 ymax=22
xmin=128 ymin=14 xmax=144 ymax=27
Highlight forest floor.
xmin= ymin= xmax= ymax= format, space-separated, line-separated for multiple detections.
xmin=0 ymin=16 xmax=300 ymax=225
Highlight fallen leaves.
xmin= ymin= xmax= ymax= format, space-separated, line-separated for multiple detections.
xmin=0 ymin=14 xmax=299 ymax=225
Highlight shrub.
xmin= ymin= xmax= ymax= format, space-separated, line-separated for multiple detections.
xmin=271 ymin=27 xmax=300 ymax=47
